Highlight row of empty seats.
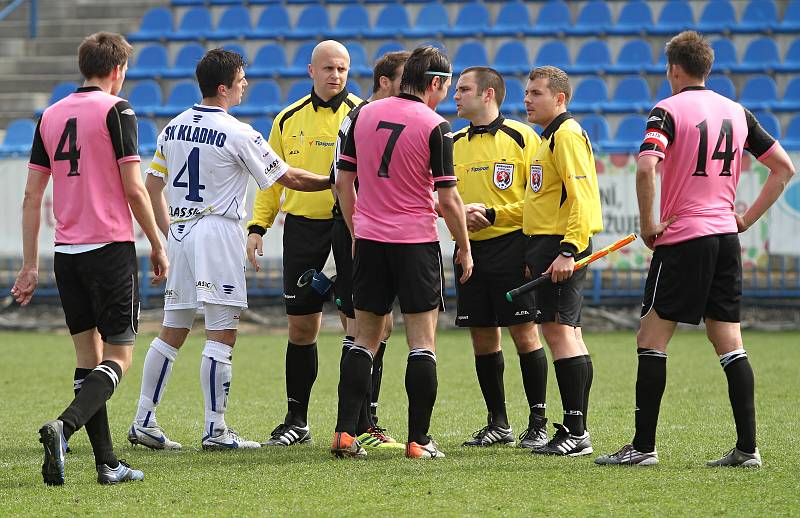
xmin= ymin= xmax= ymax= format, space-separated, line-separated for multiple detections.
xmin=130 ymin=1 xmax=797 ymax=43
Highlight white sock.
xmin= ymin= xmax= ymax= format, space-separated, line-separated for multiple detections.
xmin=135 ymin=338 xmax=179 ymax=427
xmin=200 ymin=340 xmax=233 ymax=437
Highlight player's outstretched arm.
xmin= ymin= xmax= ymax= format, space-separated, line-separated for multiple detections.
xmin=277 ymin=167 xmax=331 ymax=192
xmin=11 ymin=170 xmax=50 ymax=306
xmin=438 ymin=185 xmax=473 ymax=283
xmin=120 ymin=162 xmax=168 ymax=284
xmin=145 ymin=174 xmax=169 ymax=237
xmin=737 ymin=144 xmax=796 ymax=232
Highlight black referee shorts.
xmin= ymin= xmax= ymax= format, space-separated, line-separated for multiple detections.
xmin=54 ymin=242 xmax=139 ymax=345
xmin=641 ymin=233 xmax=742 ymax=324
xmin=331 ymin=217 xmax=355 ymax=319
xmin=282 ymin=214 xmax=334 ymax=316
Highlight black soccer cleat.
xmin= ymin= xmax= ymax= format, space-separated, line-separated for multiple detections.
xmin=462 ymin=423 xmax=515 ymax=447
xmin=532 ymin=423 xmax=593 ymax=457
xmin=39 ymin=420 xmax=66 ymax=486
xmin=261 ymin=423 xmax=312 ymax=446
xmin=517 ymin=414 xmax=549 ymax=450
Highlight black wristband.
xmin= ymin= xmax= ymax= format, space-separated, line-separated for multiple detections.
xmin=248 ymin=225 xmax=266 ymax=236
xmin=559 ymin=242 xmax=578 ymax=256
xmin=485 ymin=207 xmax=496 ymax=225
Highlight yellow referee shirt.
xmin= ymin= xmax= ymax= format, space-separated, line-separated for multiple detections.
xmin=247 ymin=87 xmax=362 ymax=229
xmin=453 ymin=116 xmax=540 ymax=241
xmin=495 ymin=112 xmax=602 ymax=254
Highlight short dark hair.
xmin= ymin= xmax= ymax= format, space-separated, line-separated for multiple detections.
xmin=196 ymin=49 xmax=246 ymax=99
xmin=461 ymin=66 xmax=506 ymax=107
xmin=78 ymin=32 xmax=132 ymax=79
xmin=372 ymin=50 xmax=411 ymax=93
xmin=400 ymin=45 xmax=451 ymax=95
xmin=529 ymin=65 xmax=572 ymax=104
xmin=665 ymin=31 xmax=713 ymax=79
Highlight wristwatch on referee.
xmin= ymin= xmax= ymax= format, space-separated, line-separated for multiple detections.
xmin=559 ymin=243 xmax=578 ymax=258
xmin=248 ymin=225 xmax=266 ymax=236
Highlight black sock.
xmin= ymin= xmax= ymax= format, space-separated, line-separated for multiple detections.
xmin=519 ymin=348 xmax=548 ymax=418
xmin=475 ymin=351 xmax=508 ymax=428
xmin=582 ymin=355 xmax=593 ymax=430
xmin=59 ymin=361 xmax=122 ymax=441
xmin=406 ymin=349 xmax=437 ymax=445
xmin=339 ymin=336 xmax=354 ymax=371
xmin=284 ymin=342 xmax=318 ymax=427
xmin=632 ymin=348 xmax=667 ymax=453
xmin=74 ymin=368 xmax=118 ymax=467
xmin=355 ymin=392 xmax=374 ymax=435
xmin=335 ymin=346 xmax=373 ymax=436
xmin=721 ymin=351 xmax=757 ymax=454
xmin=553 ymin=356 xmax=587 ymax=435
xmin=370 ymin=340 xmax=387 ymax=423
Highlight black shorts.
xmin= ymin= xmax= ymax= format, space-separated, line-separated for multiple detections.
xmin=641 ymin=233 xmax=742 ymax=324
xmin=353 ymin=239 xmax=444 ymax=316
xmin=331 ymin=217 xmax=354 ymax=319
xmin=282 ymin=214 xmax=334 ymax=315
xmin=54 ymin=242 xmax=139 ymax=345
xmin=524 ymin=235 xmax=592 ymax=328
xmin=454 ymin=230 xmax=536 ymax=327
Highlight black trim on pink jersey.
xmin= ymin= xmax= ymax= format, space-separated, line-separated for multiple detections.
xmin=743 ymin=108 xmax=777 ymax=159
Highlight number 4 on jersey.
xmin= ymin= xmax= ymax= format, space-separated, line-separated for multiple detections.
xmin=173 ymin=147 xmax=205 ymax=202
xmin=54 ymin=117 xmax=81 ymax=176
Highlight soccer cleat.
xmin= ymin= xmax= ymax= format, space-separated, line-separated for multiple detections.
xmin=261 ymin=423 xmax=312 ymax=446
xmin=357 ymin=426 xmax=405 ymax=449
xmin=594 ymin=444 xmax=659 ymax=466
xmin=532 ymin=423 xmax=593 ymax=457
xmin=96 ymin=460 xmax=144 ymax=484
xmin=38 ymin=420 xmax=66 ymax=486
xmin=517 ymin=414 xmax=549 ymax=450
xmin=462 ymin=423 xmax=515 ymax=447
xmin=201 ymin=428 xmax=261 ymax=450
xmin=405 ymin=436 xmax=445 ymax=459
xmin=706 ymin=447 xmax=762 ymax=468
xmin=128 ymin=423 xmax=182 ymax=450
xmin=331 ymin=432 xmax=367 ymax=458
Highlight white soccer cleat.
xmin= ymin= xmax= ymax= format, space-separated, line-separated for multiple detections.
xmin=128 ymin=423 xmax=182 ymax=450
xmin=202 ymin=428 xmax=261 ymax=450
xmin=706 ymin=447 xmax=761 ymax=468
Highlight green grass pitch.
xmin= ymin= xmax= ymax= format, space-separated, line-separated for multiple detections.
xmin=1 ymin=329 xmax=798 ymax=516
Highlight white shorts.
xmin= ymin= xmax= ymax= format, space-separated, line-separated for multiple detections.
xmin=164 ymin=215 xmax=248 ymax=310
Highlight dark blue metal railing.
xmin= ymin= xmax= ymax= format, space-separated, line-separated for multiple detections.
xmin=0 ymin=0 xmax=37 ymax=38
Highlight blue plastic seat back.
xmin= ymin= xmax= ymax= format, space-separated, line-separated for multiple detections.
xmin=173 ymin=43 xmax=205 ymax=70
xmin=502 ymin=79 xmax=525 ymax=108
xmin=217 ymin=6 xmax=251 ymax=32
xmin=494 ymin=41 xmax=529 ymax=70
xmin=573 ymin=77 xmax=608 ymax=104
xmin=373 ymin=4 xmax=411 ymax=33
xmin=616 ymin=115 xmax=647 ymax=141
xmin=575 ymin=2 xmax=611 ymax=28
xmin=612 ymin=76 xmax=650 ymax=103
xmin=493 ymin=2 xmax=530 ymax=31
xmin=2 ymin=119 xmax=36 ymax=147
xmin=296 ymin=5 xmax=330 ymax=32
xmin=134 ymin=44 xmax=169 ymax=72
xmin=615 ymin=1 xmax=653 ymax=28
xmin=783 ymin=77 xmax=800 ymax=102
xmin=334 ymin=5 xmax=370 ymax=32
xmin=177 ymin=7 xmax=213 ymax=35
xmin=137 ymin=119 xmax=158 ymax=152
xmin=129 ymin=80 xmax=163 ymax=109
xmin=245 ymin=80 xmax=281 ymax=106
xmin=135 ymin=7 xmax=173 ymax=35
xmin=286 ymin=80 xmax=313 ymax=103
xmin=786 ymin=115 xmax=800 ymax=140
xmin=657 ymin=0 xmax=694 ymax=26
xmin=698 ymin=0 xmax=736 ymax=29
xmin=453 ymin=40 xmax=488 ymax=71
xmin=253 ymin=5 xmax=290 ymax=33
xmin=711 ymin=38 xmax=738 ymax=69
xmin=575 ymin=40 xmax=611 ymax=68
xmin=741 ymin=0 xmax=777 ymax=26
xmin=580 ymin=115 xmax=610 ymax=144
xmin=783 ymin=1 xmax=800 ymax=25
xmin=533 ymin=40 xmax=570 ymax=68
xmin=616 ymin=39 xmax=652 ymax=67
xmin=48 ymin=82 xmax=79 ymax=105
xmin=742 ymin=37 xmax=780 ymax=65
xmin=346 ymin=42 xmax=370 ymax=69
xmin=453 ymin=3 xmax=490 ymax=31
xmin=253 ymin=44 xmax=288 ymax=70
xmin=412 ymin=4 xmax=449 ymax=32
xmin=534 ymin=1 xmax=571 ymax=28
xmin=655 ymin=79 xmax=672 ymax=101
xmin=291 ymin=42 xmax=317 ymax=69
xmin=753 ymin=111 xmax=780 ymax=139
xmin=222 ymin=44 xmax=247 ymax=61
xmin=165 ymin=82 xmax=201 ymax=107
xmin=706 ymin=75 xmax=736 ymax=99
xmin=251 ymin=117 xmax=274 ymax=138
xmin=740 ymin=75 xmax=778 ymax=103
xmin=373 ymin=41 xmax=404 ymax=62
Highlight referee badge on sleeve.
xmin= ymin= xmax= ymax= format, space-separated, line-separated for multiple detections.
xmin=493 ymin=163 xmax=514 ymax=190
xmin=530 ymin=164 xmax=543 ymax=192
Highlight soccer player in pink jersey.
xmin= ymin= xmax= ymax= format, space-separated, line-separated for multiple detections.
xmin=596 ymin=32 xmax=795 ymax=468
xmin=332 ymin=46 xmax=473 ymax=459
xmin=12 ymin=32 xmax=168 ymax=485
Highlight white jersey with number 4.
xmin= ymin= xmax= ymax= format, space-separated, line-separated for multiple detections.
xmin=146 ymin=104 xmax=288 ymax=223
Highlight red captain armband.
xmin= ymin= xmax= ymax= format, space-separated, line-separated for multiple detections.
xmin=643 ymin=129 xmax=668 ymax=152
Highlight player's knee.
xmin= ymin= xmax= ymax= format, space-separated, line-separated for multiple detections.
xmin=288 ymin=314 xmax=321 ymax=344
xmin=204 ymin=304 xmax=240 ymax=346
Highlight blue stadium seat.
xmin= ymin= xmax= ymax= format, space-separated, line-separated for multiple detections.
xmin=346 ymin=81 xmax=362 ymax=98
xmin=138 ymin=119 xmax=158 ymax=155
xmin=287 ymin=0 xmax=319 ymax=4
xmin=222 ymin=44 xmax=247 ymax=61
xmin=207 ymin=7 xmax=251 ymax=41
xmin=0 ymin=119 xmax=36 ymax=156
xmin=245 ymin=5 xmax=291 ymax=39
xmin=364 ymin=4 xmax=410 ymax=39
xmin=569 ymin=76 xmax=608 ymax=114
xmin=154 ymin=81 xmax=201 ymax=117
xmin=373 ymin=41 xmax=405 ymax=62
xmin=126 ymin=44 xmax=168 ymax=79
xmin=706 ymin=75 xmax=736 ymax=100
xmin=249 ymin=0 xmax=282 ymax=3
xmin=47 ymin=81 xmax=79 ymax=106
xmin=438 ymin=95 xmax=457 ymax=116
xmin=532 ymin=40 xmax=571 ymax=69
xmin=450 ymin=118 xmax=469 ymax=132
xmin=444 ymin=3 xmax=490 ymax=37
xmin=568 ymin=40 xmax=611 ymax=75
xmin=404 ymin=3 xmax=450 ymax=38
xmin=608 ymin=1 xmax=654 ymax=35
xmin=646 ymin=49 xmax=667 ymax=74
xmin=607 ymin=39 xmax=653 ymax=75
xmin=251 ymin=117 xmax=274 ymax=138
xmin=163 ymin=43 xmax=205 ymax=79
xmin=774 ymin=77 xmax=800 ymax=112
xmin=248 ymin=44 xmax=288 ymax=78
xmin=284 ymin=42 xmax=317 ymax=78
xmin=232 ymin=80 xmax=282 ymax=116
xmin=326 ymin=5 xmax=370 ymax=39
xmin=754 ymin=111 xmax=781 ymax=139
xmin=492 ymin=41 xmax=529 ymax=75
xmin=601 ymin=115 xmax=646 ymax=153
xmin=606 ymin=76 xmax=651 ymax=113
xmin=210 ymin=0 xmax=244 ymax=4
xmin=287 ymin=5 xmax=330 ymax=40
xmin=696 ymin=0 xmax=736 ymax=34
xmin=168 ymin=7 xmax=213 ymax=41
xmin=452 ymin=40 xmax=488 ymax=74
xmin=566 ymin=1 xmax=612 ymax=36
xmin=776 ymin=38 xmax=800 ymax=73
xmin=580 ymin=115 xmax=610 ymax=150
xmin=739 ymin=76 xmax=778 ymax=111
xmin=731 ymin=0 xmax=777 ymax=33
xmin=127 ymin=7 xmax=173 ymax=42
xmin=655 ymin=79 xmax=672 ymax=102
xmin=345 ymin=42 xmax=372 ymax=77
xmin=774 ymin=0 xmax=800 ymax=33
xmin=527 ymin=1 xmax=571 ymax=36
xmin=502 ymin=79 xmax=525 ymax=114
xmin=286 ymin=80 xmax=313 ymax=103
xmin=649 ymin=0 xmax=694 ymax=35
xmin=172 ymin=0 xmax=203 ymax=4
xmin=128 ymin=80 xmax=163 ymax=117
xmin=781 ymin=115 xmax=800 ymax=150
xmin=733 ymin=38 xmax=780 ymax=73
xmin=710 ymin=39 xmax=738 ymax=73
xmin=487 ymin=1 xmax=530 ymax=37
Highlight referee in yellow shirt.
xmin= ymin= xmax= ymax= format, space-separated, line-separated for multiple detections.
xmin=246 ymin=40 xmax=362 ymax=446
xmin=450 ymin=67 xmax=550 ymax=450
xmin=510 ymin=65 xmax=603 ymax=456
